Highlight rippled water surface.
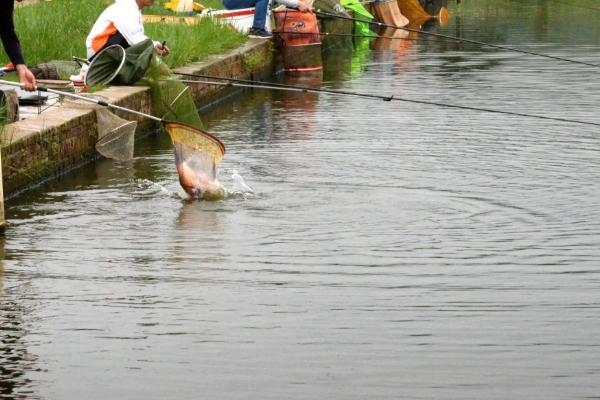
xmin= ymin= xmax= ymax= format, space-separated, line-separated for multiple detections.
xmin=2 ymin=1 xmax=600 ymax=398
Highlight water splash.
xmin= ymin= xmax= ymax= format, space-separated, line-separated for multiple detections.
xmin=231 ymin=169 xmax=254 ymax=194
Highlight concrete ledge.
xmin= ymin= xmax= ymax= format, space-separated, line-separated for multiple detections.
xmin=1 ymin=86 xmax=153 ymax=198
xmin=1 ymin=39 xmax=273 ymax=200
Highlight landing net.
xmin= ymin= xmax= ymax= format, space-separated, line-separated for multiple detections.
xmin=143 ymin=59 xmax=226 ymax=199
xmin=95 ymin=108 xmax=136 ymax=161
xmin=63 ymin=97 xmax=136 ymax=161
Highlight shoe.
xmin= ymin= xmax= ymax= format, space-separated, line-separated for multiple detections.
xmin=69 ymin=63 xmax=89 ymax=84
xmin=248 ymin=28 xmax=272 ymax=39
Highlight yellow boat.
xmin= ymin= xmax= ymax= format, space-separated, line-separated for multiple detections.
xmin=397 ymin=0 xmax=450 ymax=25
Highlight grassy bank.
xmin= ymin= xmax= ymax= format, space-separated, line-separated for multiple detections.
xmin=1 ymin=0 xmax=246 ymax=68
xmin=145 ymin=0 xmax=224 ymax=15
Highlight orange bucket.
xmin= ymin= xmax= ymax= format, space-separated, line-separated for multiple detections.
xmin=274 ymin=9 xmax=323 ymax=73
xmin=274 ymin=9 xmax=321 ymax=46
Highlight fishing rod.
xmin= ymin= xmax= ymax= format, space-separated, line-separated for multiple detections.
xmin=0 ymin=79 xmax=165 ymax=124
xmin=314 ymin=10 xmax=600 ymax=68
xmin=1 ymin=82 xmax=162 ymax=121
xmin=554 ymin=1 xmax=600 ymax=12
xmin=507 ymin=0 xmax=600 ymax=13
xmin=0 ymin=79 xmax=226 ymax=158
xmin=175 ymin=73 xmax=600 ymax=127
xmin=272 ymin=30 xmax=417 ymax=40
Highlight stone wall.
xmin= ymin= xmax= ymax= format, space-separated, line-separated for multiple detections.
xmin=0 ymin=86 xmax=154 ymax=198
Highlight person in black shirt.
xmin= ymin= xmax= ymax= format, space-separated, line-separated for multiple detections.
xmin=1 ymin=0 xmax=36 ymax=91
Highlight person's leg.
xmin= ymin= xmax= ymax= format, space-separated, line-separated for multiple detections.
xmin=105 ymin=31 xmax=129 ymax=49
xmin=223 ymin=0 xmax=256 ymax=10
xmin=89 ymin=31 xmax=129 ymax=61
xmin=222 ymin=0 xmax=269 ymax=31
xmin=251 ymin=0 xmax=269 ymax=30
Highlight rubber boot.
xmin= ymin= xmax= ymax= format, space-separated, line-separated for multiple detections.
xmin=372 ymin=0 xmax=409 ymax=27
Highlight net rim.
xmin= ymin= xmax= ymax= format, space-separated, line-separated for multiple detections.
xmin=85 ymin=45 xmax=127 ymax=87
xmin=163 ymin=121 xmax=226 ymax=157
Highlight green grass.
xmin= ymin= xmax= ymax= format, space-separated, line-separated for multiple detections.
xmin=1 ymin=0 xmax=246 ymax=68
xmin=146 ymin=21 xmax=246 ymax=67
xmin=145 ymin=0 xmax=225 ymax=15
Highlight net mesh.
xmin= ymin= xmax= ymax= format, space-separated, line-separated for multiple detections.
xmin=63 ymin=96 xmax=136 ymax=161
xmin=96 ymin=108 xmax=136 ymax=161
xmin=85 ymin=45 xmax=126 ymax=88
xmin=145 ymin=62 xmax=205 ymax=129
xmin=166 ymin=122 xmax=225 ymax=163
xmin=174 ymin=142 xmax=225 ymax=200
xmin=143 ymin=59 xmax=226 ymax=199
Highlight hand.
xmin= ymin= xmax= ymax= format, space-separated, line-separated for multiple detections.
xmin=155 ymin=43 xmax=170 ymax=57
xmin=16 ymin=64 xmax=36 ymax=91
xmin=297 ymin=0 xmax=313 ymax=12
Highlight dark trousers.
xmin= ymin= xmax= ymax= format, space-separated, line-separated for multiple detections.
xmin=223 ymin=0 xmax=269 ymax=30
xmin=89 ymin=31 xmax=130 ymax=61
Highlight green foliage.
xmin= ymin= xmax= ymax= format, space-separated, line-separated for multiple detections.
xmin=5 ymin=0 xmax=111 ymax=64
xmin=145 ymin=0 xmax=225 ymax=15
xmin=2 ymin=0 xmax=246 ymax=68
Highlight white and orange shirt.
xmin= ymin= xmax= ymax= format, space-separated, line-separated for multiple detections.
xmin=85 ymin=0 xmax=158 ymax=58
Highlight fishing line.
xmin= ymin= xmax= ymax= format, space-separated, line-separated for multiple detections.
xmin=315 ymin=10 xmax=600 ymax=68
xmin=507 ymin=0 xmax=600 ymax=13
xmin=175 ymin=73 xmax=600 ymax=127
xmin=272 ymin=30 xmax=418 ymax=40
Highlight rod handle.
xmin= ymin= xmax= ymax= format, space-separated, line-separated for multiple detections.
xmin=0 ymin=79 xmax=47 ymax=92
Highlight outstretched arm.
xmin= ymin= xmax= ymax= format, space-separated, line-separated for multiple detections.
xmin=0 ymin=0 xmax=25 ymax=66
xmin=0 ymin=0 xmax=36 ymax=91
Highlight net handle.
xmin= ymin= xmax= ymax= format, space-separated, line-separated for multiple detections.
xmin=0 ymin=80 xmax=162 ymax=122
xmin=0 ymin=80 xmax=226 ymax=157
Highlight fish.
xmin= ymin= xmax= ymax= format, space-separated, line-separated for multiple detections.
xmin=176 ymin=160 xmax=225 ymax=200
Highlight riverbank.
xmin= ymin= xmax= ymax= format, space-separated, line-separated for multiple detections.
xmin=0 ymin=39 xmax=273 ymax=201
xmin=0 ymin=0 xmax=273 ymax=233
xmin=3 ymin=0 xmax=246 ymax=68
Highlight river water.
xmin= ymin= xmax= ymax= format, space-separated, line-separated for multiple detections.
xmin=2 ymin=1 xmax=600 ymax=399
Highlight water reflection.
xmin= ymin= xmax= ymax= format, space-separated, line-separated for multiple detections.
xmin=176 ymin=201 xmax=222 ymax=232
xmin=321 ymin=21 xmax=355 ymax=82
xmin=275 ymin=74 xmax=321 ymax=140
xmin=93 ymin=158 xmax=137 ymax=188
xmin=372 ymin=27 xmax=412 ymax=58
xmin=349 ymin=38 xmax=372 ymax=76
xmin=3 ymin=1 xmax=600 ymax=399
xmin=0 ymin=239 xmax=37 ymax=400
xmin=421 ymin=0 xmax=449 ymax=16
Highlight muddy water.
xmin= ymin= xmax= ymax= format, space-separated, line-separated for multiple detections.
xmin=2 ymin=1 xmax=600 ymax=399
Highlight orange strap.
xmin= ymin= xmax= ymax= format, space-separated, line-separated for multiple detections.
xmin=91 ymin=22 xmax=119 ymax=54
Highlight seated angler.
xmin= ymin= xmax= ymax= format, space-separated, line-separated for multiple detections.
xmin=85 ymin=0 xmax=170 ymax=61
xmin=223 ymin=0 xmax=314 ymax=39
